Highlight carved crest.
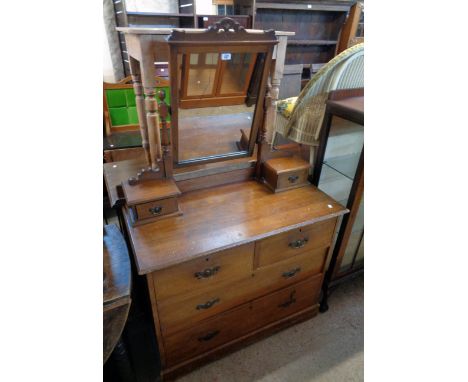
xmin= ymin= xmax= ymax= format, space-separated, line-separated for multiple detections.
xmin=208 ymin=17 xmax=246 ymax=33
xmin=167 ymin=17 xmax=276 ymax=44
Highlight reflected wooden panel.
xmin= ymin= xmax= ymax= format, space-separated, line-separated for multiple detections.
xmin=219 ymin=52 xmax=255 ymax=95
xmin=186 ymin=53 xmax=218 ymax=97
xmin=178 ymin=105 xmax=253 ymax=161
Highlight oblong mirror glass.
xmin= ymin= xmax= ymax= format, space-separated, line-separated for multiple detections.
xmin=175 ymin=51 xmax=265 ymax=164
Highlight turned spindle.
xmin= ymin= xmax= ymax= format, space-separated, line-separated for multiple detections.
xmin=144 ymin=87 xmax=163 ymax=170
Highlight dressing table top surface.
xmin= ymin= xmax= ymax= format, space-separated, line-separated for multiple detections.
xmin=124 ymin=180 xmax=347 ymax=275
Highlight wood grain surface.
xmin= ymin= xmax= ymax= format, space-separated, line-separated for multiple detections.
xmin=124 ymin=180 xmax=348 ymax=274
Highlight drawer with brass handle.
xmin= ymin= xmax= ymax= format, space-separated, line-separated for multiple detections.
xmin=253 ymin=247 xmax=327 ymax=295
xmin=157 ymin=275 xmax=256 ymax=335
xmin=163 ymin=303 xmax=253 ymax=366
xmin=263 ymin=157 xmax=310 ymax=192
xmin=135 ymin=197 xmax=179 ymax=221
xmin=255 ymin=218 xmax=337 ymax=268
xmin=153 ymin=243 xmax=254 ymax=301
xmin=249 ymin=274 xmax=323 ymax=332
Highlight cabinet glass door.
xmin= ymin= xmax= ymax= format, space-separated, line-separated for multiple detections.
xmin=317 ymin=116 xmax=364 ymax=276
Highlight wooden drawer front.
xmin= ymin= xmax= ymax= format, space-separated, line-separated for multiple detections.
xmin=164 ymin=303 xmax=253 ymax=366
xmin=277 ymin=168 xmax=309 ymax=190
xmin=254 ymin=247 xmax=328 ymax=293
xmin=135 ymin=197 xmax=178 ymax=221
xmin=249 ymin=274 xmax=323 ymax=332
xmin=157 ymin=276 xmax=254 ymax=336
xmin=153 ymin=244 xmax=254 ymax=301
xmin=255 ymin=218 xmax=337 ymax=268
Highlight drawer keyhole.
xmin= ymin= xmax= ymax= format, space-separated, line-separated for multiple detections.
xmin=195 ymin=266 xmax=221 ymax=279
xmin=196 ymin=298 xmax=220 ymax=310
xmin=198 ymin=330 xmax=220 ymax=342
xmin=289 ymin=238 xmax=308 ymax=249
xmin=149 ymin=206 xmax=162 ymax=215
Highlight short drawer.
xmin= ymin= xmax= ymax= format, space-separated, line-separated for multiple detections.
xmin=153 ymin=243 xmax=254 ymax=301
xmin=255 ymin=218 xmax=337 ymax=268
xmin=277 ymin=168 xmax=308 ymax=190
xmin=164 ymin=302 xmax=253 ymax=366
xmin=253 ymin=247 xmax=328 ymax=293
xmin=135 ymin=197 xmax=179 ymax=221
xmin=249 ymin=274 xmax=322 ymax=331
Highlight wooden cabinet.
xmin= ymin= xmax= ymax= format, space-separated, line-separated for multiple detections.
xmin=311 ymin=88 xmax=363 ymax=311
xmin=234 ymin=0 xmax=354 ymax=86
xmin=106 ymin=24 xmax=348 ymax=381
xmin=122 ymin=181 xmax=347 ymax=379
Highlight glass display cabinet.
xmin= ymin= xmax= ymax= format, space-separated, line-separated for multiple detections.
xmin=311 ymin=88 xmax=364 ymax=311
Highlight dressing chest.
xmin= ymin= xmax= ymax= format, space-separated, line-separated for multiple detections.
xmin=124 ymin=180 xmax=346 ymax=379
xmin=104 ymin=19 xmax=348 ymax=380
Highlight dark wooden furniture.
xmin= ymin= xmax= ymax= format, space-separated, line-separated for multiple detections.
xmin=198 ymin=14 xmax=251 ymax=28
xmin=111 ymin=0 xmax=199 ymax=76
xmin=105 ymin=22 xmax=348 ymax=380
xmin=336 ymin=1 xmax=364 ymax=54
xmin=234 ymin=0 xmax=354 ymax=87
xmin=104 ymin=224 xmax=132 ymax=362
xmin=311 ymin=88 xmax=363 ymax=311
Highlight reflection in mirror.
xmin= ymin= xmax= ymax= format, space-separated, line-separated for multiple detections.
xmin=176 ymin=51 xmax=262 ymax=163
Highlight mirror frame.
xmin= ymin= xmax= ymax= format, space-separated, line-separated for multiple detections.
xmin=167 ymin=18 xmax=277 ymax=167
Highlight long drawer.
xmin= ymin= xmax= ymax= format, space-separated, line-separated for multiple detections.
xmin=254 ymin=218 xmax=337 ymax=268
xmin=157 ymin=246 xmax=328 ymax=335
xmin=163 ymin=275 xmax=322 ymax=366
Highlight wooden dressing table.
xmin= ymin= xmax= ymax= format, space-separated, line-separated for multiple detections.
xmin=104 ymin=20 xmax=348 ymax=380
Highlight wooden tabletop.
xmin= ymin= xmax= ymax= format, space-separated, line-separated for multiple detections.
xmin=326 ymin=96 xmax=364 ymax=125
xmin=124 ymin=180 xmax=348 ymax=275
xmin=103 ymin=225 xmax=131 ymax=308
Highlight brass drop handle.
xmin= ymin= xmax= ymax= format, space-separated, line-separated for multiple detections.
xmin=195 ymin=266 xmax=221 ymax=279
xmin=278 ymin=291 xmax=296 ymax=308
xmin=288 ymin=175 xmax=299 ymax=183
xmin=282 ymin=267 xmax=301 ymax=279
xmin=198 ymin=330 xmax=220 ymax=342
xmin=289 ymin=238 xmax=308 ymax=249
xmin=149 ymin=206 xmax=162 ymax=215
xmin=196 ymin=298 xmax=220 ymax=310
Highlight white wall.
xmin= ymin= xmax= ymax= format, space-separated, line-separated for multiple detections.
xmin=125 ymin=0 xmax=177 ymax=13
xmin=103 ymin=21 xmax=116 ymax=82
xmin=196 ymin=0 xmax=214 ymax=15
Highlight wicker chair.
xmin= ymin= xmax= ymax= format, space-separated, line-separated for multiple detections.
xmin=273 ymin=43 xmax=364 ymax=165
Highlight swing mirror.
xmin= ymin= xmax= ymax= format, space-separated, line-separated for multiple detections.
xmin=167 ymin=18 xmax=277 ymax=166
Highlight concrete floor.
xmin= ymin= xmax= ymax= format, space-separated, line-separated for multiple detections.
xmin=176 ymin=276 xmax=364 ymax=382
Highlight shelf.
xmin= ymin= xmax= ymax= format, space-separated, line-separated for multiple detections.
xmin=323 ymin=152 xmax=361 ymax=181
xmin=288 ymin=40 xmax=337 ymax=46
xmin=126 ymin=12 xmax=194 ymax=18
xmin=255 ymin=2 xmax=352 ymax=12
xmin=318 ymin=162 xmax=353 ymax=205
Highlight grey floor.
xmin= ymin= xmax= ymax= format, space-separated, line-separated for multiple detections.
xmin=176 ymin=276 xmax=364 ymax=382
